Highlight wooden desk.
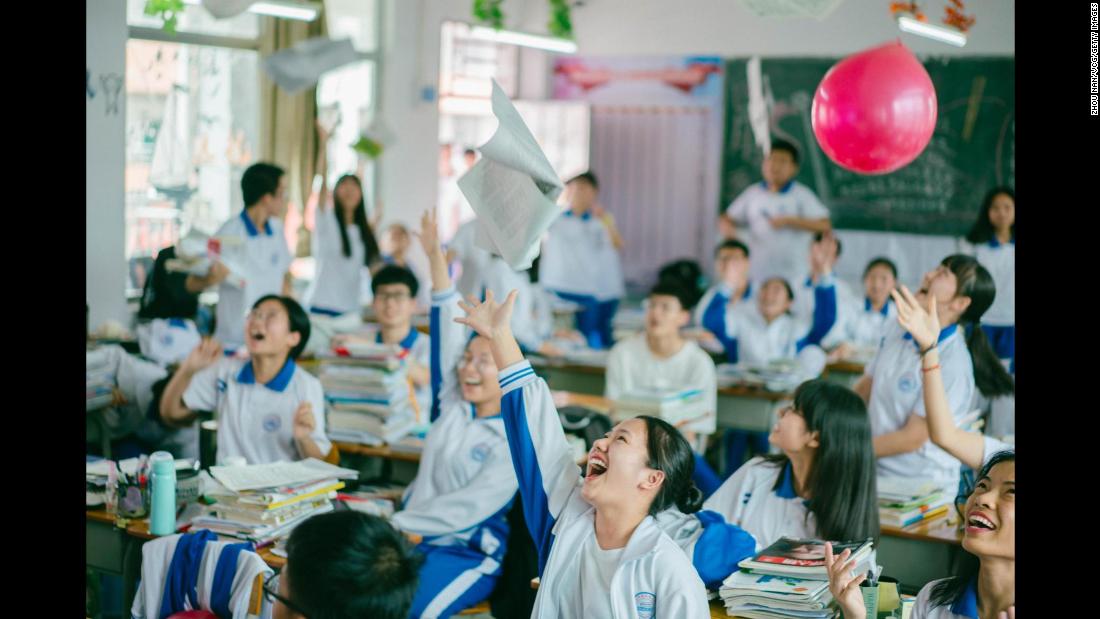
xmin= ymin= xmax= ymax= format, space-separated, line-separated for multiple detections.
xmin=333 ymin=441 xmax=423 ymax=463
xmin=528 ymin=356 xmax=607 ymax=396
xmin=879 ymin=518 xmax=964 ymax=594
xmin=824 ymin=360 xmax=865 ymax=388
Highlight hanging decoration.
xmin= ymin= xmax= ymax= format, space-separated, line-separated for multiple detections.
xmin=472 ymin=0 xmax=575 ymax=39
xmin=144 ymin=0 xmax=186 ymax=34
xmin=889 ymin=1 xmax=976 ymax=33
xmin=472 ymin=0 xmax=505 ymax=29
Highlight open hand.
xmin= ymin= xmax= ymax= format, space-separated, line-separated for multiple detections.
xmin=455 ymin=289 xmax=518 ymax=340
xmin=417 ymin=208 xmax=442 ymax=257
xmin=890 ymin=285 xmax=939 ymax=351
xmin=182 ymin=338 xmax=223 ymax=374
xmin=809 ymin=232 xmax=838 ymax=276
xmin=824 ymin=542 xmax=868 ymax=619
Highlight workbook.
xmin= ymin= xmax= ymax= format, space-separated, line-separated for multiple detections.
xmin=737 ymin=537 xmax=874 ymax=580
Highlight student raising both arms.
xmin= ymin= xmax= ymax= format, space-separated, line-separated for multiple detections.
xmin=455 ymin=289 xmax=711 ymax=617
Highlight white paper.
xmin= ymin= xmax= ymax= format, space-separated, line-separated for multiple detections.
xmin=209 ymin=458 xmax=359 ymax=492
xmin=263 ymin=38 xmax=361 ymax=94
xmin=457 ymin=80 xmax=564 ymax=270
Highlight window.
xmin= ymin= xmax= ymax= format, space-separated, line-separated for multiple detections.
xmin=124 ymin=0 xmax=260 ymax=295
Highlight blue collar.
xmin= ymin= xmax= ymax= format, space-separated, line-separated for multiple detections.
xmin=742 ymin=282 xmax=753 ymax=300
xmin=903 ymin=323 xmax=958 ymax=348
xmin=563 ymin=208 xmax=592 ymax=221
xmin=775 ymin=461 xmax=798 ymax=499
xmin=759 ymin=180 xmax=794 ymax=194
xmin=988 ymin=236 xmax=1015 ymax=248
xmin=236 ymin=359 xmax=296 ymax=392
xmin=239 ymin=209 xmax=272 ymax=237
xmin=948 ymin=578 xmax=980 ymax=618
xmin=375 ymin=327 xmax=420 ymax=351
xmin=864 ymin=297 xmax=891 ymax=316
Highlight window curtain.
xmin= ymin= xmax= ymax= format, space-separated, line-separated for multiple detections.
xmin=258 ymin=9 xmax=327 ymax=257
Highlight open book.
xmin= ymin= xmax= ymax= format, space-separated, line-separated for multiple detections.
xmin=457 ymin=79 xmax=564 ymax=270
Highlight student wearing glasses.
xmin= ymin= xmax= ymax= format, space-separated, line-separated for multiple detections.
xmin=267 ymin=511 xmax=422 ymax=619
xmin=159 ymin=295 xmax=331 ymax=464
xmin=382 ymin=210 xmax=518 ymax=618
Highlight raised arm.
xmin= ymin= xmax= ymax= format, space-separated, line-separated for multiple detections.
xmin=892 ymin=286 xmax=988 ymax=469
xmin=159 ymin=339 xmax=223 ymax=428
xmin=419 ymin=209 xmax=469 ymax=422
xmin=794 ymin=233 xmax=839 ymax=351
xmin=315 ymin=120 xmax=331 ymax=212
xmin=455 ymin=289 xmax=586 ymax=575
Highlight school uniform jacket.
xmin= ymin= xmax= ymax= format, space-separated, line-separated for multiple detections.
xmin=723 ymin=275 xmax=838 ymax=366
xmin=390 ymin=287 xmax=518 ymax=558
xmin=499 ymin=360 xmax=710 ymax=618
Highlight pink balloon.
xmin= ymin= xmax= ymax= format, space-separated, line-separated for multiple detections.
xmin=811 ymin=40 xmax=937 ymax=175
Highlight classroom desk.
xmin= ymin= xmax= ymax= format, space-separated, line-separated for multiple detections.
xmin=824 ymin=360 xmax=865 ymax=388
xmin=879 ymin=517 xmax=964 ymax=594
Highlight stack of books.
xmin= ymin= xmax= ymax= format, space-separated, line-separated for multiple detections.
xmin=720 ymin=537 xmax=875 ymax=618
xmin=195 ymin=459 xmax=358 ymax=546
xmin=613 ymin=388 xmax=708 ymax=427
xmin=878 ymin=478 xmax=951 ymax=529
xmin=86 ymin=350 xmax=116 ymax=412
xmin=317 ymin=343 xmax=418 ymax=445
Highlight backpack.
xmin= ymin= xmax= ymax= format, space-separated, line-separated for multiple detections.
xmin=557 ymin=406 xmax=613 ymax=451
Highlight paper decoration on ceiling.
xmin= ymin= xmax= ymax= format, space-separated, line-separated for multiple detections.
xmin=263 ymin=38 xmax=361 ymax=94
xmin=739 ymin=0 xmax=845 ymax=20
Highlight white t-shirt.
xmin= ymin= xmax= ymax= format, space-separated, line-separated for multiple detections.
xmin=981 ymin=435 xmax=1014 ymax=466
xmin=213 ymin=211 xmax=293 ymax=348
xmin=725 ymin=181 xmax=829 ymax=285
xmin=865 ymin=321 xmax=974 ymax=493
xmin=307 ymin=208 xmax=371 ymax=314
xmin=540 ymin=210 xmax=625 ymax=301
xmin=702 ymin=457 xmax=815 ymax=552
xmin=965 ymin=239 xmax=1015 ymax=326
xmin=605 ymin=333 xmax=718 ymax=435
xmin=575 ymin=536 xmax=624 ymax=619
xmin=182 ymin=357 xmax=330 ymax=465
xmin=910 ymin=577 xmax=982 ymax=619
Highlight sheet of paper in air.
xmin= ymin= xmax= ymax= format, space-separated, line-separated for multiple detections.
xmin=457 ymin=80 xmax=564 ymax=271
xmin=263 ymin=38 xmax=361 ymax=94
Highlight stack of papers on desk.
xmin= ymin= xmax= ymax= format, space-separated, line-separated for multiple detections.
xmin=317 ymin=343 xmax=419 ymax=445
xmin=614 ymin=388 xmax=707 ymax=427
xmin=878 ymin=477 xmax=951 ymax=528
xmin=86 ymin=349 xmax=117 ymax=412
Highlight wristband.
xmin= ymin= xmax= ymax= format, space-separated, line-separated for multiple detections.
xmin=921 ymin=364 xmax=941 ymax=373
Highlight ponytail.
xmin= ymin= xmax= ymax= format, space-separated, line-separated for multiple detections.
xmin=639 ymin=416 xmax=702 ymax=515
xmin=677 ymin=484 xmax=705 ymax=514
xmin=942 ymin=255 xmax=1015 ymax=398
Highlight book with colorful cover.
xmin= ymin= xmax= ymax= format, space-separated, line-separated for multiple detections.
xmin=720 ymin=571 xmax=829 ymax=601
xmin=881 ymin=501 xmax=951 ymax=527
xmin=738 ymin=537 xmax=873 ymax=579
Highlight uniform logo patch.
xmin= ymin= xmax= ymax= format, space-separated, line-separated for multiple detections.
xmin=216 ymin=379 xmax=227 ymax=393
xmin=470 ymin=442 xmax=492 ymax=463
xmin=160 ymin=333 xmax=174 ymax=346
xmin=634 ymin=592 xmax=655 ymax=619
xmin=897 ymin=371 xmax=918 ymax=393
xmin=262 ymin=414 xmax=282 ymax=433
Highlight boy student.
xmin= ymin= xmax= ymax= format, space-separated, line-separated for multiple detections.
xmin=268 ymin=511 xmax=422 ymax=619
xmin=160 ymin=295 xmax=332 ymax=464
xmin=606 ymin=282 xmax=718 ymax=453
xmin=198 ymin=162 xmax=294 ymax=352
xmin=719 ymin=139 xmax=831 ymax=285
xmin=791 ymin=232 xmax=856 ymax=347
xmin=336 ymin=264 xmax=432 ymax=410
xmin=539 ymin=171 xmax=626 ymax=349
xmin=694 ymin=239 xmax=754 ymax=361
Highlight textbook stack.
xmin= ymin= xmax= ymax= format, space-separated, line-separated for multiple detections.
xmin=316 ymin=342 xmax=417 ymax=445
xmin=195 ymin=459 xmax=358 ymax=546
xmin=612 ymin=388 xmax=708 ymax=427
xmin=86 ymin=350 xmax=116 ymax=412
xmin=721 ymin=537 xmax=875 ymax=618
xmin=878 ymin=478 xmax=951 ymax=529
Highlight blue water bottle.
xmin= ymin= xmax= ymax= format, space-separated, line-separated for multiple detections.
xmin=149 ymin=451 xmax=177 ymax=536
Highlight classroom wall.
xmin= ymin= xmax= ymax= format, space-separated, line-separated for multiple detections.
xmin=87 ymin=0 xmax=130 ymax=330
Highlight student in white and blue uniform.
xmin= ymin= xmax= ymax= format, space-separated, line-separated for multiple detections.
xmin=389 ymin=210 xmax=519 ymax=618
xmin=855 ymin=255 xmax=1015 ymax=496
xmin=791 ymin=233 xmax=857 ymax=347
xmin=481 ymin=254 xmax=565 ymax=358
xmin=207 ymin=163 xmax=294 ymax=352
xmin=367 ymin=265 xmax=432 ymax=410
xmin=721 ymin=236 xmax=840 ymax=475
xmin=454 ymin=290 xmax=726 ymax=616
xmin=540 ymin=172 xmax=625 ymax=349
xmin=694 ymin=239 xmax=754 ymax=361
xmin=159 ymin=295 xmax=331 ymax=464
xmin=960 ymin=187 xmax=1015 ymax=373
xmin=827 ymin=451 xmax=1015 ymax=619
xmin=841 ymin=257 xmax=899 ymax=349
xmin=305 ymin=125 xmax=383 ymax=316
xmin=702 ymin=379 xmax=879 ymax=555
xmin=719 ymin=140 xmax=831 ymax=286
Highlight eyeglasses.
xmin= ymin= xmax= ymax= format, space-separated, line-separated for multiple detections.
xmin=457 ymin=355 xmax=495 ymax=373
xmin=247 ymin=309 xmax=285 ymax=324
xmin=374 ymin=291 xmax=411 ymax=303
xmin=264 ymin=574 xmax=309 ymax=617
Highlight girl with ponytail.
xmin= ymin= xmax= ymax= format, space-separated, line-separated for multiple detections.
xmin=853 ymin=254 xmax=1013 ymax=495
xmin=456 ymin=285 xmax=725 ymax=617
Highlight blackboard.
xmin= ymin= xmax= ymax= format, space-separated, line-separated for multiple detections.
xmin=721 ymin=56 xmax=1014 ymax=236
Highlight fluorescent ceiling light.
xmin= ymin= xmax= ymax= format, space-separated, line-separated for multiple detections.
xmin=184 ymin=0 xmax=320 ymax=22
xmin=897 ymin=15 xmax=967 ymax=47
xmin=468 ymin=25 xmax=578 ymax=54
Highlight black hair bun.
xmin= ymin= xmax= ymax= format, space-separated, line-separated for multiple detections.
xmin=678 ymin=483 xmax=705 ymax=514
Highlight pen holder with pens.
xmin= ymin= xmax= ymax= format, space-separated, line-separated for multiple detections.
xmin=116 ymin=478 xmax=149 ymax=519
